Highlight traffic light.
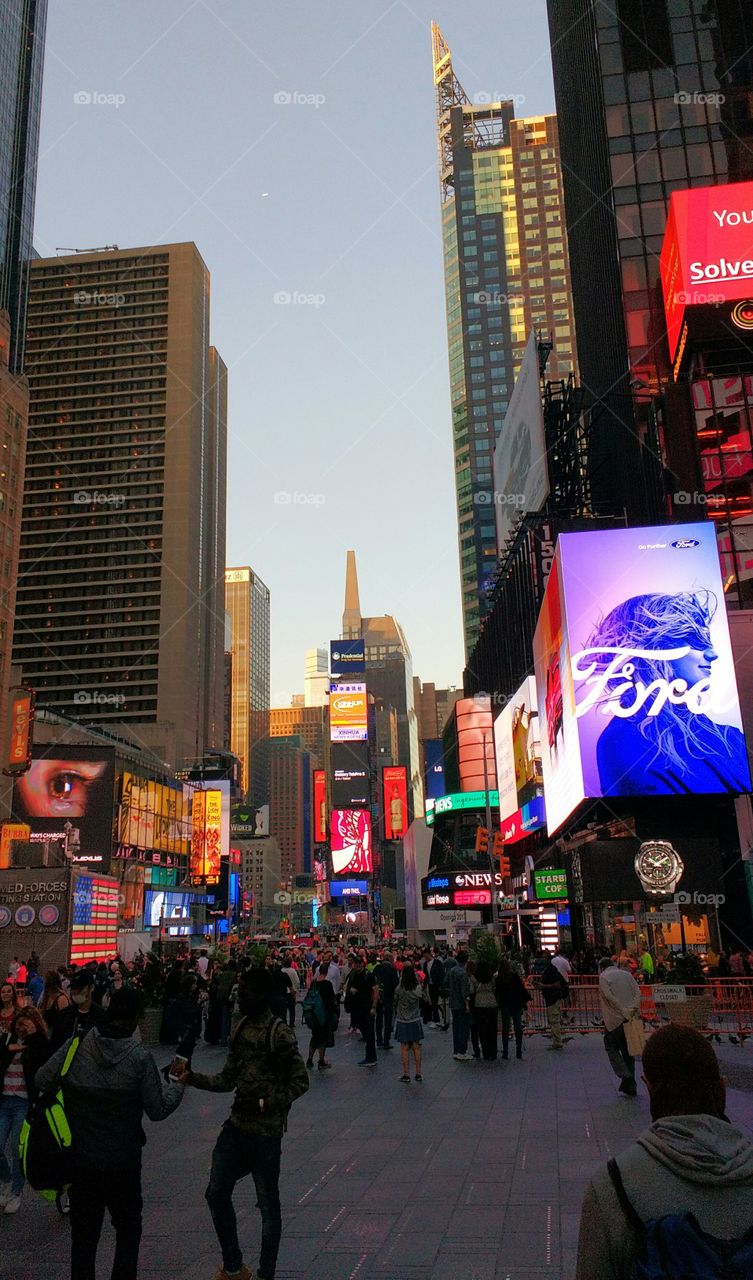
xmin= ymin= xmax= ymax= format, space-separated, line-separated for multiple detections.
xmin=499 ymin=854 xmax=511 ymax=878
xmin=474 ymin=825 xmax=490 ymax=854
xmin=492 ymin=831 xmax=505 ymax=858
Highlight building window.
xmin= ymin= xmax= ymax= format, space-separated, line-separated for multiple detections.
xmin=617 ymin=0 xmax=673 ymax=73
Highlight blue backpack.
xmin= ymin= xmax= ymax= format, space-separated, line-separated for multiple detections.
xmin=302 ymin=988 xmax=327 ymax=1031
xmin=607 ymin=1158 xmax=753 ymax=1279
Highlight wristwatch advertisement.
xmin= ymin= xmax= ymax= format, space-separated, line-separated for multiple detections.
xmin=634 ymin=841 xmax=685 ymax=897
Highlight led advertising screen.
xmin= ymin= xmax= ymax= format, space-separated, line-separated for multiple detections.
xmin=661 ymin=181 xmax=753 ymax=363
xmin=328 ymin=879 xmax=368 ymax=898
xmin=455 ymin=696 xmax=497 ymax=792
xmin=383 ymin=765 xmax=408 ymax=839
xmin=533 ymin=868 xmax=568 ymax=901
xmin=330 ymin=809 xmax=373 ymax=875
xmin=493 ymin=675 xmax=546 ymax=843
xmin=329 ymin=682 xmax=368 ymax=742
xmin=313 ymin=769 xmax=327 ymax=843
xmin=493 ymin=330 xmax=550 ymax=553
xmin=534 ymin=523 xmax=752 ymax=834
xmin=330 ymin=639 xmax=365 ymax=676
xmin=331 ymin=743 xmax=370 ymax=808
xmin=424 ymin=739 xmax=446 ymax=800
xmin=12 ymin=746 xmax=116 ymax=872
xmin=70 ymin=873 xmax=119 ymax=963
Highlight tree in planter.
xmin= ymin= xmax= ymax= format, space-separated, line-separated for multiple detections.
xmin=664 ymin=952 xmax=707 ymax=988
xmin=659 ymin=952 xmax=711 ymax=1031
xmin=471 ymin=932 xmax=500 ymax=970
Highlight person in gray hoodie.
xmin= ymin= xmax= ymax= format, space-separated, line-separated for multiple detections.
xmin=35 ymin=986 xmax=185 ymax=1280
xmin=575 ymin=1023 xmax=753 ymax=1279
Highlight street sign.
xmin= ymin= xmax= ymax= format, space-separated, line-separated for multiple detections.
xmin=653 ymin=984 xmax=687 ymax=1002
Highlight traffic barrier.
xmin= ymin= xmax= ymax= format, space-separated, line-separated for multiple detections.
xmin=517 ymin=977 xmax=753 ymax=1040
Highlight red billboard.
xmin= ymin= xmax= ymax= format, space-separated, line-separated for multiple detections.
xmin=313 ymin=769 xmax=327 ymax=844
xmin=383 ymin=765 xmax=408 ymax=839
xmin=5 ymin=687 xmax=34 ymax=776
xmin=661 ymin=181 xmax=753 ymax=362
xmin=456 ymin=696 xmax=497 ymax=793
xmin=330 ymin=809 xmax=372 ymax=875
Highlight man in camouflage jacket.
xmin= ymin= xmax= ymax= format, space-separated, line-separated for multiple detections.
xmin=179 ymin=967 xmax=309 ymax=1280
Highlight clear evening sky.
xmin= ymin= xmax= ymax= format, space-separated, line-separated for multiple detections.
xmin=33 ymin=1 xmax=555 ymax=705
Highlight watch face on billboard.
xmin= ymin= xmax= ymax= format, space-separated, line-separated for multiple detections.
xmin=329 ymin=682 xmax=368 ymax=742
xmin=493 ymin=675 xmax=546 ymax=841
xmin=534 ymin=523 xmax=752 ymax=834
xmin=383 ymin=765 xmax=408 ymax=839
xmin=330 ymin=809 xmax=372 ymax=875
xmin=12 ymin=746 xmax=116 ymax=871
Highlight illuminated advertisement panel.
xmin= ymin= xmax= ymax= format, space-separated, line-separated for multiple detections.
xmin=383 ymin=765 xmax=408 ymax=839
xmin=660 ymin=181 xmax=753 ymax=363
xmin=70 ymin=873 xmax=119 ymax=963
xmin=329 ymin=682 xmax=368 ymax=742
xmin=331 ymin=742 xmax=369 ymax=808
xmin=493 ymin=675 xmax=546 ymax=841
xmin=330 ymin=809 xmax=372 ymax=875
xmin=534 ymin=523 xmax=751 ymax=834
xmin=455 ymin=696 xmax=497 ymax=792
xmin=313 ymin=769 xmax=327 ymax=843
xmin=6 ymin=687 xmax=34 ymax=776
xmin=532 ymin=540 xmax=581 ymax=835
xmin=423 ymin=739 xmax=445 ymax=800
xmin=330 ymin=639 xmax=365 ymax=676
xmin=12 ymin=746 xmax=116 ymax=872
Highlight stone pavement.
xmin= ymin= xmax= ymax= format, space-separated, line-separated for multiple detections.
xmin=4 ymin=1021 xmax=753 ymax=1280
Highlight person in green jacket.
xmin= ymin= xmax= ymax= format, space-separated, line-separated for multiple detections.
xmin=176 ymin=966 xmax=308 ymax=1280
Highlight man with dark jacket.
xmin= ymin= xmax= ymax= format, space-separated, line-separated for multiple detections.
xmin=49 ymin=968 xmax=106 ymax=1051
xmin=177 ymin=967 xmax=308 ymax=1280
xmin=448 ymin=952 xmax=472 ymax=1060
xmin=540 ymin=953 xmax=565 ymax=1050
xmin=215 ymin=961 xmax=238 ymax=1046
xmin=373 ymin=952 xmax=399 ymax=1050
xmin=35 ymin=987 xmax=184 ymax=1279
xmin=426 ymin=951 xmax=446 ymax=1027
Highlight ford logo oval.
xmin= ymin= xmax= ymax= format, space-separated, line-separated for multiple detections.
xmin=672 ymin=538 xmax=700 ymax=549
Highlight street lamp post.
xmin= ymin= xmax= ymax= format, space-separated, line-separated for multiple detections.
xmin=482 ymin=731 xmax=498 ymax=927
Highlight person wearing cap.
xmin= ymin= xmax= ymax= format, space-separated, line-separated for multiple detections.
xmin=49 ymin=967 xmax=106 ymax=1051
xmin=35 ymin=985 xmax=185 ymax=1280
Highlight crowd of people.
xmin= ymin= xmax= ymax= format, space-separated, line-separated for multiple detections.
xmin=3 ymin=936 xmax=753 ymax=1279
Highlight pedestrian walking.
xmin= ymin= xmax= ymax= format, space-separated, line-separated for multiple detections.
xmin=177 ymin=967 xmax=309 ymax=1280
xmin=540 ymin=953 xmax=565 ymax=1050
xmin=598 ymin=956 xmax=641 ymax=1096
xmin=39 ymin=970 xmax=71 ymax=1037
xmin=34 ymin=986 xmax=185 ymax=1275
xmin=280 ymin=956 xmax=300 ymax=1028
xmin=373 ymin=951 xmax=399 ymax=1051
xmin=0 ymin=981 xmax=18 ymax=1036
xmin=0 ymin=1004 xmax=49 ymax=1214
xmin=425 ymin=950 xmax=445 ymax=1027
xmin=469 ymin=961 xmax=499 ymax=1060
xmin=344 ymin=954 xmax=379 ymax=1066
xmin=394 ymin=963 xmax=424 ymax=1081
xmin=305 ymin=963 xmax=337 ymax=1071
xmin=576 ymin=1025 xmax=753 ymax=1279
xmin=448 ymin=950 xmax=472 ymax=1060
xmin=49 ymin=968 xmax=106 ymax=1051
xmin=495 ymin=956 xmax=530 ymax=1059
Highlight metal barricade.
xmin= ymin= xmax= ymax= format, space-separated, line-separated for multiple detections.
xmin=519 ymin=977 xmax=753 ymax=1039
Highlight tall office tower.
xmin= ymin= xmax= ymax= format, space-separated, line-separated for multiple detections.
xmin=268 ymin=735 xmax=310 ymax=883
xmin=546 ymin=0 xmax=753 ymax=520
xmin=0 ymin=313 xmax=28 ymax=767
xmin=14 ymin=244 xmax=227 ymax=768
xmin=0 ymin=0 xmax=48 ymax=374
xmin=224 ymin=566 xmax=271 ymax=807
xmin=432 ymin=24 xmax=576 ymax=656
xmin=269 ymin=704 xmax=327 ymax=765
xmin=304 ymin=646 xmax=329 ymax=707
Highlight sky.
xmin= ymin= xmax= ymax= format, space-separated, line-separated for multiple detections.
xmin=33 ymin=0 xmax=556 ymax=706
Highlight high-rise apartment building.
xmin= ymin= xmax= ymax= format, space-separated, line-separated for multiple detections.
xmin=432 ymin=24 xmax=577 ymax=656
xmin=268 ymin=736 xmax=311 ymax=884
xmin=13 ymin=244 xmax=227 ymax=767
xmin=0 ymin=313 xmax=28 ymax=765
xmin=546 ymin=0 xmax=753 ymax=520
xmin=0 ymin=0 xmax=47 ymax=373
xmin=224 ymin=566 xmax=270 ymax=807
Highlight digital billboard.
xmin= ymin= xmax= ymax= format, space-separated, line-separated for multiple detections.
xmin=534 ymin=523 xmax=751 ymax=834
xmin=329 ymin=682 xmax=368 ymax=742
xmin=331 ymin=743 xmax=370 ymax=808
xmin=313 ymin=769 xmax=327 ymax=843
xmin=455 ymin=696 xmax=497 ymax=793
xmin=70 ymin=873 xmax=120 ymax=964
xmin=425 ymin=789 xmax=500 ymax=827
xmin=421 ymin=869 xmax=504 ymax=909
xmin=383 ymin=765 xmax=408 ymax=839
xmin=493 ymin=675 xmax=546 ymax=842
xmin=661 ymin=181 xmax=753 ymax=363
xmin=330 ymin=809 xmax=373 ymax=875
xmin=533 ymin=868 xmax=568 ymax=901
xmin=424 ymin=739 xmax=446 ymax=800
xmin=189 ymin=785 xmax=228 ymax=886
xmin=328 ymin=879 xmax=368 ymax=898
xmin=12 ymin=746 xmax=116 ymax=872
xmin=5 ymin=687 xmax=34 ymax=776
xmin=493 ymin=331 xmax=550 ymax=553
xmin=330 ymin=639 xmax=365 ymax=676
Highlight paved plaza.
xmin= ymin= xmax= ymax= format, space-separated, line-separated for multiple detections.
xmin=4 ymin=1023 xmax=753 ymax=1280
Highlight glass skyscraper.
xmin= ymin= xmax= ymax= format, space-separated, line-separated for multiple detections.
xmin=432 ymin=24 xmax=577 ymax=658
xmin=225 ymin=566 xmax=270 ymax=807
xmin=0 ymin=0 xmax=47 ymax=372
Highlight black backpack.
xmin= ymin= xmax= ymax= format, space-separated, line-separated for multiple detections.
xmin=19 ymin=1036 xmax=81 ymax=1201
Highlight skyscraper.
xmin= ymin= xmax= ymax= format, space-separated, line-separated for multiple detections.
xmin=225 ymin=566 xmax=271 ymax=807
xmin=14 ymin=243 xmax=227 ymax=768
xmin=0 ymin=0 xmax=48 ymax=373
xmin=546 ymin=0 xmax=753 ymax=520
xmin=304 ymin=647 xmax=329 ymax=707
xmin=432 ymin=24 xmax=577 ymax=656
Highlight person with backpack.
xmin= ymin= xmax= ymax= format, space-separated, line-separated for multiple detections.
xmin=34 ymin=986 xmax=185 ymax=1276
xmin=576 ymin=1023 xmax=753 ymax=1279
xmin=303 ymin=962 xmax=337 ymax=1071
xmin=175 ymin=966 xmax=309 ymax=1280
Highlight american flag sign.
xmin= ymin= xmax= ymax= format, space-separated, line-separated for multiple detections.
xmin=70 ymin=874 xmax=119 ymax=964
